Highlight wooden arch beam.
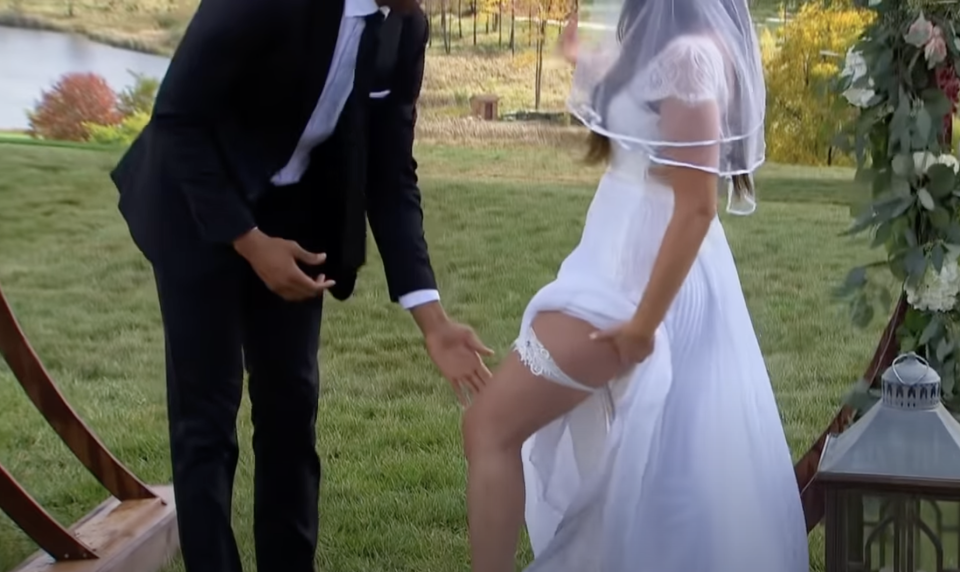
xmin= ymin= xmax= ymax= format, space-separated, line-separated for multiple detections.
xmin=0 ymin=283 xmax=155 ymax=502
xmin=0 ymin=464 xmax=97 ymax=560
xmin=792 ymin=294 xmax=907 ymax=532
xmin=0 ymin=281 xmax=178 ymax=570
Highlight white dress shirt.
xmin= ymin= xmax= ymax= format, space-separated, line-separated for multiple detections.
xmin=271 ymin=0 xmax=439 ymax=310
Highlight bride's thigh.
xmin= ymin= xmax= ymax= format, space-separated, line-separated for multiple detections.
xmin=463 ymin=311 xmax=622 ymax=453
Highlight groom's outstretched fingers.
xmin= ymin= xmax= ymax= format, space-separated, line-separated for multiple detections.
xmin=461 ymin=370 xmax=489 ymax=395
xmin=466 ymin=332 xmax=495 ymax=358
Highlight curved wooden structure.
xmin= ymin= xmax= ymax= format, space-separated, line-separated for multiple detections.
xmin=793 ymin=294 xmax=907 ymax=532
xmin=0 ymin=282 xmax=178 ymax=572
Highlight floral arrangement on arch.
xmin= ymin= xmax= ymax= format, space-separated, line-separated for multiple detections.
xmin=835 ymin=0 xmax=960 ymax=411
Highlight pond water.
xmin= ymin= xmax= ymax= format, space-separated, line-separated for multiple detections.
xmin=0 ymin=25 xmax=170 ymax=130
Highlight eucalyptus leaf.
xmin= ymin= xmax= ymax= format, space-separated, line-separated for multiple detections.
xmin=922 ymin=87 xmax=953 ymax=117
xmin=931 ymin=206 xmax=951 ymax=230
xmin=948 ymin=222 xmax=960 ymax=243
xmin=892 ymin=153 xmax=914 ymax=176
xmin=938 ymin=337 xmax=953 ymax=363
xmin=905 ymin=246 xmax=927 ymax=286
xmin=916 ymin=107 xmax=934 ymax=145
xmin=878 ymin=286 xmax=892 ymax=310
xmin=851 ymin=296 xmax=875 ymax=328
xmin=904 ymin=226 xmax=918 ymax=247
xmin=932 ymin=243 xmax=946 ymax=271
xmin=917 ymin=188 xmax=936 ymax=210
xmin=835 ymin=266 xmax=868 ymax=298
xmin=871 ymin=221 xmax=893 ymax=247
xmin=846 ymin=266 xmax=868 ymax=288
xmin=920 ymin=315 xmax=943 ymax=346
xmin=891 ymin=175 xmax=912 ymax=198
xmin=928 ymin=164 xmax=958 ymax=198
xmin=891 ymin=196 xmax=915 ymax=219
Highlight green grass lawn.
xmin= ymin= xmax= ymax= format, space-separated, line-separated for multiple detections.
xmin=0 ymin=141 xmax=884 ymax=572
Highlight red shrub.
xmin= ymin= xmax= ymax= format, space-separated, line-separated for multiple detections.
xmin=28 ymin=72 xmax=121 ymax=142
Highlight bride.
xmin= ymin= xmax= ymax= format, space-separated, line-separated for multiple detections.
xmin=460 ymin=0 xmax=809 ymax=570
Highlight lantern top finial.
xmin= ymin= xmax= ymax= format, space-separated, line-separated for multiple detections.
xmin=817 ymin=352 xmax=960 ymax=485
xmin=880 ymin=352 xmax=941 ymax=411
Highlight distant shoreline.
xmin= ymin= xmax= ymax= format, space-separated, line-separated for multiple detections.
xmin=0 ymin=10 xmax=174 ymax=56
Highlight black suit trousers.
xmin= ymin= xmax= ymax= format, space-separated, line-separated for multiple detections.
xmin=153 ymin=181 xmax=326 ymax=572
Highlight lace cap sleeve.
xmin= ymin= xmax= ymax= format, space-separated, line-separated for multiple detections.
xmin=634 ymin=36 xmax=727 ymax=105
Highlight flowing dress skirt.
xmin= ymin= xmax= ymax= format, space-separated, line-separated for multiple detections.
xmin=516 ymin=171 xmax=808 ymax=572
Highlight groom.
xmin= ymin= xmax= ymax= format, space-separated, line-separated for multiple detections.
xmin=109 ymin=0 xmax=491 ymax=570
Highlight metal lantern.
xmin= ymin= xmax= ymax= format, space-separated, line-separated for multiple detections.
xmin=818 ymin=352 xmax=960 ymax=572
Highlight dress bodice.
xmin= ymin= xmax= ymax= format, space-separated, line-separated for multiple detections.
xmin=596 ymin=35 xmax=730 ymax=186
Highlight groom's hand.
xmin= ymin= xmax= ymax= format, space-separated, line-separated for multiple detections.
xmin=234 ymin=228 xmax=335 ymax=301
xmin=412 ymin=302 xmax=494 ymax=406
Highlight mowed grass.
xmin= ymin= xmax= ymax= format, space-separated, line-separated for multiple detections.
xmin=0 ymin=140 xmax=883 ymax=572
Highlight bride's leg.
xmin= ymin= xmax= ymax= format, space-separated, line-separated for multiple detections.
xmin=462 ymin=311 xmax=624 ymax=572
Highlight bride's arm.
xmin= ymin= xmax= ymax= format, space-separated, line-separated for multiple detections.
xmin=628 ymin=98 xmax=721 ymax=337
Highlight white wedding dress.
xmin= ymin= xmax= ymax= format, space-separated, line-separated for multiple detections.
xmin=515 ymin=37 xmax=809 ymax=571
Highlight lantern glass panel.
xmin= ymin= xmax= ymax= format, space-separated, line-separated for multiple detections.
xmin=838 ymin=489 xmax=960 ymax=572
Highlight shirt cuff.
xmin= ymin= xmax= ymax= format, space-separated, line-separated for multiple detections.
xmin=398 ymin=289 xmax=440 ymax=310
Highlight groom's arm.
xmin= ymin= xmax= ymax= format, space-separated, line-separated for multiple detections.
xmin=150 ymin=0 xmax=278 ymax=244
xmin=366 ymin=10 xmax=439 ymax=309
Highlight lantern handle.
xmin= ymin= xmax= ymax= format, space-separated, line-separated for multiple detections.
xmin=890 ymin=352 xmax=931 ymax=385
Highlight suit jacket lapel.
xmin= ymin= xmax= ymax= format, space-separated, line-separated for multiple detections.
xmin=333 ymin=12 xmax=384 ymax=272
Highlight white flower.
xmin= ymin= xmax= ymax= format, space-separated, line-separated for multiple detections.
xmin=841 ymin=49 xmax=876 ymax=108
xmin=914 ymin=151 xmax=938 ymax=174
xmin=939 ymin=154 xmax=959 ymax=174
xmin=844 ymin=87 xmax=877 ymax=108
xmin=841 ymin=49 xmax=868 ymax=80
xmin=905 ymin=255 xmax=960 ymax=313
xmin=913 ymin=152 xmax=960 ymax=175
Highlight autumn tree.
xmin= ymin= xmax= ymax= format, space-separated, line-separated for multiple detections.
xmin=762 ymin=1 xmax=874 ymax=165
xmin=28 ymin=72 xmax=121 ymax=141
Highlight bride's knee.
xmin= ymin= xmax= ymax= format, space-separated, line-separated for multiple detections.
xmin=461 ymin=403 xmax=522 ymax=461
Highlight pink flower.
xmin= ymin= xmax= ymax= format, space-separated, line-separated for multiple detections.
xmin=924 ymin=27 xmax=948 ymax=67
xmin=905 ymin=13 xmax=934 ymax=47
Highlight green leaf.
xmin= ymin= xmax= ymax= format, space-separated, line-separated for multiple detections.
xmin=878 ymin=286 xmax=893 ymax=310
xmin=892 ymin=175 xmax=912 ymax=198
xmin=928 ymin=164 xmax=958 ymax=198
xmin=920 ymin=315 xmax=943 ymax=346
xmin=948 ymin=222 xmax=960 ymax=243
xmin=931 ymin=206 xmax=952 ymax=230
xmin=905 ymin=246 xmax=927 ymax=285
xmin=916 ymin=107 xmax=934 ymax=145
xmin=872 ymin=221 xmax=893 ymax=247
xmin=932 ymin=243 xmax=946 ymax=271
xmin=851 ymin=295 xmax=875 ymax=328
xmin=938 ymin=337 xmax=953 ymax=363
xmin=904 ymin=226 xmax=918 ymax=247
xmin=942 ymin=363 xmax=956 ymax=397
xmin=903 ymin=306 xmax=928 ymax=332
xmin=923 ymin=88 xmax=954 ymax=118
xmin=846 ymin=266 xmax=867 ymax=288
xmin=918 ymin=188 xmax=936 ymax=210
xmin=892 ymin=153 xmax=914 ymax=176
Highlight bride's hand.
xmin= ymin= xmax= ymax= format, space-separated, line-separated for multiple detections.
xmin=590 ymin=321 xmax=655 ymax=368
xmin=557 ymin=12 xmax=579 ymax=65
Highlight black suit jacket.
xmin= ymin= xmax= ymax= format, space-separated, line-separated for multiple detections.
xmin=111 ymin=0 xmax=436 ymax=302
